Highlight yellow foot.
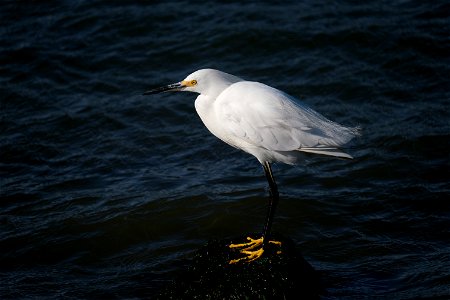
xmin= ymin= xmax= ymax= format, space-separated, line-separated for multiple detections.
xmin=228 ymin=237 xmax=282 ymax=264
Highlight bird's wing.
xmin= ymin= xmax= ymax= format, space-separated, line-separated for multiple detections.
xmin=215 ymin=81 xmax=359 ymax=153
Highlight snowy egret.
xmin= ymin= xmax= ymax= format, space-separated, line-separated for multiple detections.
xmin=144 ymin=69 xmax=359 ymax=263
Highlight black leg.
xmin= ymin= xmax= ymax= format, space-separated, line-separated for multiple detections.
xmin=262 ymin=161 xmax=279 ymax=248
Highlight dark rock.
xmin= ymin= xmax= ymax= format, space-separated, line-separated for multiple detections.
xmin=157 ymin=233 xmax=323 ymax=299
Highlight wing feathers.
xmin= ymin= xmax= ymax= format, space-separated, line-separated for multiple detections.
xmin=215 ymin=81 xmax=359 ymax=156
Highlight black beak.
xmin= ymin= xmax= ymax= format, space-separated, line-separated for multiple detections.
xmin=143 ymin=82 xmax=184 ymax=95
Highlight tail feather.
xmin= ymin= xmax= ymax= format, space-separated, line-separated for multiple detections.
xmin=298 ymin=147 xmax=353 ymax=159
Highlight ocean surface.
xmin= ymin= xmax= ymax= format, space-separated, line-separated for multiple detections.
xmin=1 ymin=1 xmax=449 ymax=299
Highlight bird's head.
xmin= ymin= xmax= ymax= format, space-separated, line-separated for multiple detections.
xmin=143 ymin=69 xmax=243 ymax=99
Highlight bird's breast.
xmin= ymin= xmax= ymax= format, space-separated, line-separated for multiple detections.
xmin=194 ymin=95 xmax=241 ymax=149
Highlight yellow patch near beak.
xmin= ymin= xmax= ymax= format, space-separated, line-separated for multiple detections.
xmin=181 ymin=80 xmax=197 ymax=87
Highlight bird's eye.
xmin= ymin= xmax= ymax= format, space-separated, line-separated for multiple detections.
xmin=191 ymin=80 xmax=197 ymax=86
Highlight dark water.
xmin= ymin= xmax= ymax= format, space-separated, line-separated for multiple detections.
xmin=1 ymin=1 xmax=449 ymax=299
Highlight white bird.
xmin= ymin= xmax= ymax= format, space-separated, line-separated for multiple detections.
xmin=144 ymin=69 xmax=360 ymax=263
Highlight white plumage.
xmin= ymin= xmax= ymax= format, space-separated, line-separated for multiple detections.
xmin=185 ymin=69 xmax=359 ymax=164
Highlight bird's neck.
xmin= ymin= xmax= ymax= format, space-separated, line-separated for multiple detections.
xmin=204 ymin=81 xmax=233 ymax=100
xmin=194 ymin=95 xmax=224 ymax=141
